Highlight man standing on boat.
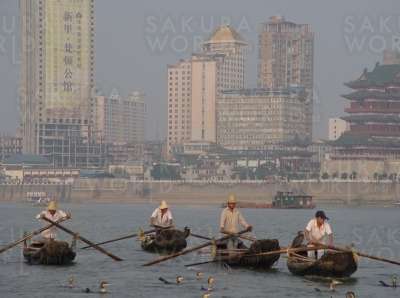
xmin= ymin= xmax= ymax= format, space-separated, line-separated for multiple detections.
xmin=36 ymin=200 xmax=71 ymax=242
xmin=220 ymin=194 xmax=253 ymax=250
xmin=150 ymin=200 xmax=174 ymax=231
xmin=305 ymin=210 xmax=333 ymax=259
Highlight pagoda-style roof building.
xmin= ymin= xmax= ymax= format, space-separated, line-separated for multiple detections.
xmin=278 ymin=135 xmax=315 ymax=172
xmin=331 ymin=59 xmax=400 ymax=161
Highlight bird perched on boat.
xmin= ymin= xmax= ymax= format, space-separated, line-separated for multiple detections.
xmin=196 ymin=272 xmax=203 ymax=280
xmin=201 ymin=277 xmax=215 ymax=291
xmin=158 ymin=276 xmax=184 ymax=285
xmin=346 ymin=292 xmax=355 ymax=298
xmin=82 ymin=282 xmax=111 ymax=293
xmin=379 ymin=277 xmax=397 ymax=287
xmin=202 ymin=293 xmax=213 ymax=298
xmin=330 ymin=279 xmax=342 ymax=291
xmin=292 ymin=231 xmax=304 ymax=248
xmin=68 ymin=277 xmax=74 ymax=288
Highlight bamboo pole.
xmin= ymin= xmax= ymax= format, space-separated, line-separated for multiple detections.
xmin=222 ymin=231 xmax=257 ymax=242
xmin=189 ymin=233 xmax=212 ymax=241
xmin=141 ymin=229 xmax=250 ymax=266
xmin=81 ymin=229 xmax=158 ymax=249
xmin=41 ymin=217 xmax=123 ymax=261
xmin=0 ymin=217 xmax=69 ymax=254
xmin=332 ymin=246 xmax=400 ymax=266
xmin=185 ymin=245 xmax=329 ymax=267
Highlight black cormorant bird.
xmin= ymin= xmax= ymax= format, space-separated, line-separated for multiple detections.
xmin=82 ymin=282 xmax=111 ymax=293
xmin=202 ymin=293 xmax=213 ymax=298
xmin=346 ymin=292 xmax=355 ymax=298
xmin=379 ymin=277 xmax=397 ymax=287
xmin=159 ymin=276 xmax=184 ymax=285
xmin=201 ymin=277 xmax=215 ymax=291
xmin=314 ymin=279 xmax=341 ymax=292
xmin=197 ymin=272 xmax=203 ymax=280
xmin=291 ymin=231 xmax=304 ymax=248
xmin=68 ymin=277 xmax=74 ymax=288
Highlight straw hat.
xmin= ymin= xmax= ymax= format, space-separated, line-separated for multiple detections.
xmin=159 ymin=200 xmax=169 ymax=209
xmin=227 ymin=194 xmax=237 ymax=204
xmin=47 ymin=200 xmax=58 ymax=211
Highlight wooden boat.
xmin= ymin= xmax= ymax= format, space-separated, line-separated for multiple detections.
xmin=23 ymin=240 xmax=76 ymax=265
xmin=141 ymin=227 xmax=190 ymax=253
xmin=213 ymin=238 xmax=280 ymax=269
xmin=287 ymin=249 xmax=358 ymax=278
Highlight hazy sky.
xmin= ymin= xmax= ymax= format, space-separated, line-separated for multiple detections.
xmin=0 ymin=0 xmax=399 ymax=141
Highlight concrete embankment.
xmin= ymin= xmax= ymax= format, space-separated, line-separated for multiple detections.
xmin=1 ymin=179 xmax=398 ymax=205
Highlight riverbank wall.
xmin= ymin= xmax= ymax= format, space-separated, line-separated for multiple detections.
xmin=0 ymin=179 xmax=398 ymax=205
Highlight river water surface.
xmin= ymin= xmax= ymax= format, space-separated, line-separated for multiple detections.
xmin=1 ymin=202 xmax=399 ymax=297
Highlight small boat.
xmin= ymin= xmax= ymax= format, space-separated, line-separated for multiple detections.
xmin=286 ymin=249 xmax=358 ymax=278
xmin=141 ymin=227 xmax=190 ymax=253
xmin=213 ymin=238 xmax=280 ymax=269
xmin=23 ymin=240 xmax=76 ymax=265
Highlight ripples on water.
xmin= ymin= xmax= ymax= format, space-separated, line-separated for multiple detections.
xmin=0 ymin=202 xmax=399 ymax=297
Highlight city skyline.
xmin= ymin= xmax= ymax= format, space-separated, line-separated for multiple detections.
xmin=1 ymin=0 xmax=398 ymax=142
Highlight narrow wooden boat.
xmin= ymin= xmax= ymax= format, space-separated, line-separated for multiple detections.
xmin=23 ymin=240 xmax=76 ymax=265
xmin=287 ymin=249 xmax=358 ymax=278
xmin=141 ymin=227 xmax=190 ymax=253
xmin=213 ymin=238 xmax=280 ymax=269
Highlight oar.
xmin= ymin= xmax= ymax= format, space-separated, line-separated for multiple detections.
xmin=222 ymin=231 xmax=257 ymax=242
xmin=41 ymin=217 xmax=123 ymax=261
xmin=81 ymin=228 xmax=158 ymax=249
xmin=0 ymin=217 xmax=69 ymax=254
xmin=189 ymin=233 xmax=212 ymax=241
xmin=185 ymin=244 xmax=329 ymax=267
xmin=332 ymin=246 xmax=400 ymax=266
xmin=141 ymin=229 xmax=250 ymax=266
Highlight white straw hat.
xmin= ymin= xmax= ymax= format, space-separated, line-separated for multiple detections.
xmin=159 ymin=200 xmax=169 ymax=209
xmin=47 ymin=200 xmax=58 ymax=211
xmin=227 ymin=194 xmax=237 ymax=204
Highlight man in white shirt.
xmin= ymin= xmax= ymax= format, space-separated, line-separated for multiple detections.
xmin=36 ymin=200 xmax=71 ymax=242
xmin=150 ymin=200 xmax=174 ymax=231
xmin=220 ymin=194 xmax=253 ymax=250
xmin=305 ymin=210 xmax=333 ymax=259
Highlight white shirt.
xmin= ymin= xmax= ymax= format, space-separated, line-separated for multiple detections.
xmin=36 ymin=210 xmax=67 ymax=238
xmin=151 ymin=208 xmax=173 ymax=227
xmin=220 ymin=208 xmax=249 ymax=233
xmin=306 ymin=219 xmax=332 ymax=244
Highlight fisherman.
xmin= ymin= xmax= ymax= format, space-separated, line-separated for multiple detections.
xmin=150 ymin=200 xmax=174 ymax=232
xmin=36 ymin=200 xmax=71 ymax=242
xmin=305 ymin=210 xmax=333 ymax=259
xmin=220 ymin=194 xmax=253 ymax=250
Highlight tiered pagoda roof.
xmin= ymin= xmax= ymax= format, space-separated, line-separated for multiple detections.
xmin=330 ymin=133 xmax=399 ymax=147
xmin=344 ymin=62 xmax=400 ymax=88
xmin=341 ymin=91 xmax=400 ymax=100
xmin=341 ymin=115 xmax=400 ymax=123
xmin=279 ymin=135 xmax=312 ymax=148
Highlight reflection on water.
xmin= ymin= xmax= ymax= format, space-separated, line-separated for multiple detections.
xmin=0 ymin=202 xmax=399 ymax=297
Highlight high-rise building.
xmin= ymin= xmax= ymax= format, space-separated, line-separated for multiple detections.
xmin=92 ymin=91 xmax=147 ymax=143
xmin=167 ymin=24 xmax=247 ymax=155
xmin=328 ymin=118 xmax=349 ymax=140
xmin=258 ymin=15 xmax=314 ymax=141
xmin=217 ymin=88 xmax=307 ymax=150
xmin=19 ymin=0 xmax=102 ymax=167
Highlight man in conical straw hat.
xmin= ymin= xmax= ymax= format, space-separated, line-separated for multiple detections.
xmin=220 ymin=194 xmax=253 ymax=250
xmin=150 ymin=200 xmax=174 ymax=232
xmin=36 ymin=200 xmax=71 ymax=242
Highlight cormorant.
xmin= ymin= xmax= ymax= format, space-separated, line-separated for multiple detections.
xmin=158 ymin=276 xmax=184 ymax=285
xmin=197 ymin=272 xmax=203 ymax=280
xmin=202 ymin=293 xmax=213 ymax=298
xmin=201 ymin=277 xmax=215 ymax=291
xmin=379 ymin=277 xmax=397 ymax=287
xmin=292 ymin=231 xmax=304 ymax=248
xmin=82 ymin=282 xmax=111 ymax=293
xmin=68 ymin=277 xmax=74 ymax=288
xmin=330 ymin=279 xmax=342 ymax=291
xmin=346 ymin=292 xmax=355 ymax=298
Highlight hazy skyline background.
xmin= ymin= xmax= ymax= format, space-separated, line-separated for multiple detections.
xmin=1 ymin=0 xmax=398 ymax=141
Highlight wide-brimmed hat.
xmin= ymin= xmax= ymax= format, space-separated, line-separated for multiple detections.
xmin=159 ymin=200 xmax=169 ymax=209
xmin=227 ymin=194 xmax=237 ymax=204
xmin=47 ymin=200 xmax=58 ymax=211
xmin=315 ymin=210 xmax=329 ymax=220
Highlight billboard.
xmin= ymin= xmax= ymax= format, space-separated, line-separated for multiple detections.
xmin=45 ymin=0 xmax=91 ymax=119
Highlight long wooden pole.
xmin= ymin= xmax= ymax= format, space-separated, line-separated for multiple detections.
xmin=185 ymin=245 xmax=329 ymax=267
xmin=0 ymin=217 xmax=69 ymax=254
xmin=41 ymin=217 xmax=123 ymax=261
xmin=81 ymin=229 xmax=158 ymax=249
xmin=332 ymin=246 xmax=400 ymax=266
xmin=222 ymin=231 xmax=257 ymax=242
xmin=141 ymin=229 xmax=250 ymax=266
xmin=189 ymin=233 xmax=212 ymax=241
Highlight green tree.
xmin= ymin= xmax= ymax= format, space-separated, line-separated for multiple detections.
xmin=239 ymin=172 xmax=247 ymax=181
xmin=310 ymin=173 xmax=319 ymax=179
xmin=321 ymin=172 xmax=329 ymax=180
xmin=341 ymin=172 xmax=348 ymax=180
xmin=150 ymin=164 xmax=182 ymax=180
xmin=388 ymin=173 xmax=397 ymax=180
xmin=248 ymin=170 xmax=256 ymax=180
xmin=112 ymin=167 xmax=124 ymax=174
xmin=255 ymin=165 xmax=267 ymax=180
xmin=350 ymin=171 xmax=357 ymax=180
xmin=332 ymin=171 xmax=338 ymax=179
xmin=373 ymin=172 xmax=378 ymax=180
xmin=230 ymin=174 xmax=236 ymax=180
